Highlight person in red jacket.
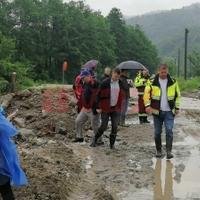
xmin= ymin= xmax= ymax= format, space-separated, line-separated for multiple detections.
xmin=90 ymin=68 xmax=125 ymax=149
xmin=73 ymin=69 xmax=102 ymax=143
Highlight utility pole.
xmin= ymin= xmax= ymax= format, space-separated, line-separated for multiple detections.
xmin=177 ymin=48 xmax=181 ymax=77
xmin=184 ymin=28 xmax=189 ymax=80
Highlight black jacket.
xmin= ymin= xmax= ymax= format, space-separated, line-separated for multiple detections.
xmin=81 ymin=80 xmax=99 ymax=113
xmin=120 ymin=75 xmax=130 ymax=98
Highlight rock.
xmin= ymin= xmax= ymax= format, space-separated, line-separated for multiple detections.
xmin=121 ymin=141 xmax=128 ymax=145
xmin=19 ymin=128 xmax=35 ymax=137
xmin=42 ymin=110 xmax=49 ymax=118
xmin=0 ymin=93 xmax=15 ymax=108
xmin=13 ymin=117 xmax=25 ymax=128
xmin=48 ymin=140 xmax=56 ymax=145
xmin=17 ymin=89 xmax=32 ymax=98
xmin=21 ymin=103 xmax=31 ymax=109
xmin=29 ymin=137 xmax=48 ymax=146
xmin=25 ymin=112 xmax=35 ymax=120
xmin=55 ymin=121 xmax=67 ymax=135
xmin=135 ymin=182 xmax=142 ymax=188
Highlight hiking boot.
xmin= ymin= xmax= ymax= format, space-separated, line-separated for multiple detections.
xmin=72 ymin=138 xmax=84 ymax=143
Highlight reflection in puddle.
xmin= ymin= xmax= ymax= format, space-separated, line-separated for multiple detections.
xmin=152 ymin=147 xmax=200 ymax=199
xmin=153 ymin=159 xmax=173 ymax=200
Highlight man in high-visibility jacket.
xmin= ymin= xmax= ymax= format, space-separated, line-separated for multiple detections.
xmin=134 ymin=69 xmax=150 ymax=124
xmin=144 ymin=64 xmax=181 ymax=159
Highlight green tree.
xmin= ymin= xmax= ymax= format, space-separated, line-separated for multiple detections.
xmin=188 ymin=51 xmax=200 ymax=76
xmin=107 ymin=8 xmax=127 ymax=63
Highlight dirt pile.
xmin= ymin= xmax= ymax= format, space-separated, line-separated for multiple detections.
xmin=15 ymin=141 xmax=81 ymax=200
xmin=0 ymin=86 xmax=84 ymax=200
xmin=3 ymin=86 xmax=77 ymax=138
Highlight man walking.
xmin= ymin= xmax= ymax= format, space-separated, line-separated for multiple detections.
xmin=135 ymin=69 xmax=150 ymax=124
xmin=144 ymin=64 xmax=181 ymax=159
xmin=90 ymin=68 xmax=124 ymax=149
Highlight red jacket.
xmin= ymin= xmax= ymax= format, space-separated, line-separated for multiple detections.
xmin=97 ymin=78 xmax=125 ymax=113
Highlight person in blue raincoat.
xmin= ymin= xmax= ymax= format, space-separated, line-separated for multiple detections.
xmin=0 ymin=106 xmax=28 ymax=200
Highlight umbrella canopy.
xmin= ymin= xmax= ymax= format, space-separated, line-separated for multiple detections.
xmin=82 ymin=60 xmax=98 ymax=69
xmin=116 ymin=61 xmax=147 ymax=70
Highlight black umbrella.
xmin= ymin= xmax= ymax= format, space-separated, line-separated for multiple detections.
xmin=116 ymin=61 xmax=147 ymax=70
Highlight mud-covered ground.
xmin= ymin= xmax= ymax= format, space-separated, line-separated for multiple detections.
xmin=0 ymin=86 xmax=200 ymax=200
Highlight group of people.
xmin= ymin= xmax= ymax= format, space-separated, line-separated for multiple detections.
xmin=0 ymin=62 xmax=180 ymax=200
xmin=73 ymin=63 xmax=181 ymax=159
xmin=73 ymin=67 xmax=126 ymax=149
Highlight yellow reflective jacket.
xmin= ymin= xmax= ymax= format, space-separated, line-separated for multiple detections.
xmin=134 ymin=73 xmax=150 ymax=95
xmin=143 ymin=74 xmax=181 ymax=115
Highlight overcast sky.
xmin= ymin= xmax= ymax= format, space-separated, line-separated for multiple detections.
xmin=67 ymin=0 xmax=200 ymax=16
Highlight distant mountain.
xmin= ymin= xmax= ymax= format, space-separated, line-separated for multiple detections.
xmin=126 ymin=3 xmax=200 ymax=57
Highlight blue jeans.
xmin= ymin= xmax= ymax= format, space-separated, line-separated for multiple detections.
xmin=153 ymin=111 xmax=174 ymax=140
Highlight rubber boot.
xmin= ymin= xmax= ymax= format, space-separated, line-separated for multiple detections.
xmin=139 ymin=116 xmax=144 ymax=124
xmin=143 ymin=116 xmax=150 ymax=123
xmin=90 ymin=131 xmax=103 ymax=147
xmin=166 ymin=136 xmax=174 ymax=159
xmin=155 ymin=137 xmax=163 ymax=158
xmin=110 ymin=134 xmax=116 ymax=149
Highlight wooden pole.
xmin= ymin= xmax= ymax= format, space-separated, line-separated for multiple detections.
xmin=11 ymin=72 xmax=17 ymax=92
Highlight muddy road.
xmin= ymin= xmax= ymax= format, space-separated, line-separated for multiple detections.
xmin=67 ymin=97 xmax=200 ymax=200
xmin=1 ymin=87 xmax=200 ymax=200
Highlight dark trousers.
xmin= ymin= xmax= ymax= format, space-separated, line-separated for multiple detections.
xmin=96 ymin=111 xmax=119 ymax=145
xmin=0 ymin=181 xmax=15 ymax=200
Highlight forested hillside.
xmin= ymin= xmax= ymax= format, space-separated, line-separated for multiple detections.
xmin=126 ymin=3 xmax=200 ymax=57
xmin=0 ymin=0 xmax=159 ymax=92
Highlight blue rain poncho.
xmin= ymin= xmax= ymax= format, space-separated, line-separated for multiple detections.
xmin=0 ymin=107 xmax=28 ymax=186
